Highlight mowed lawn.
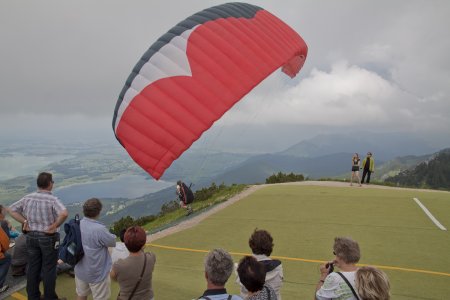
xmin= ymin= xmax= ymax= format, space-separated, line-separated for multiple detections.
xmin=7 ymin=184 xmax=450 ymax=299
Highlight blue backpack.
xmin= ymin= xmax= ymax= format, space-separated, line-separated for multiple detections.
xmin=59 ymin=214 xmax=84 ymax=266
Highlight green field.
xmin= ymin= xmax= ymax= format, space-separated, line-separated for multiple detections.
xmin=7 ymin=183 xmax=450 ymax=299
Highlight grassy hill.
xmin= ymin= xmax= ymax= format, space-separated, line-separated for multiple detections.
xmin=6 ymin=182 xmax=449 ymax=299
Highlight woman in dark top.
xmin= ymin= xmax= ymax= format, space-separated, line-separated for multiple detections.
xmin=350 ymin=153 xmax=361 ymax=186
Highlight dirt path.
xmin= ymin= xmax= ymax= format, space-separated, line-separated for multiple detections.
xmin=147 ymin=181 xmax=448 ymax=243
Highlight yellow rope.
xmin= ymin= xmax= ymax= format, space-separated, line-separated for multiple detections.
xmin=147 ymin=243 xmax=450 ymax=278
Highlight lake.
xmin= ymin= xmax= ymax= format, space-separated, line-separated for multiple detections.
xmin=54 ymin=174 xmax=174 ymax=203
xmin=0 ymin=153 xmax=73 ymax=180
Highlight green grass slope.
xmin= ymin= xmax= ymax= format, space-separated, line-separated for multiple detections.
xmin=148 ymin=185 xmax=450 ymax=299
xmin=6 ymin=184 xmax=450 ymax=300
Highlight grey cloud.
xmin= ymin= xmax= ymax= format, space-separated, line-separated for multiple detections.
xmin=1 ymin=0 xmax=449 ymax=150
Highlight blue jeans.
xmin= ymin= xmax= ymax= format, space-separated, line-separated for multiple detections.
xmin=0 ymin=253 xmax=11 ymax=287
xmin=26 ymin=232 xmax=60 ymax=300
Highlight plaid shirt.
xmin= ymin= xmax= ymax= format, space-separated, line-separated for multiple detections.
xmin=9 ymin=190 xmax=66 ymax=232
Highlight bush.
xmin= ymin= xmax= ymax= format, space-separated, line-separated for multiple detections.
xmin=265 ymin=172 xmax=304 ymax=184
xmin=194 ymin=182 xmax=226 ymax=202
xmin=110 ymin=214 xmax=157 ymax=236
xmin=160 ymin=200 xmax=179 ymax=215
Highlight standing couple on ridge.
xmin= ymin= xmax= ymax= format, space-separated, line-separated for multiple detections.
xmin=350 ymin=152 xmax=375 ymax=186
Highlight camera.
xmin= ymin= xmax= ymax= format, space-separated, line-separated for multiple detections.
xmin=325 ymin=262 xmax=334 ymax=274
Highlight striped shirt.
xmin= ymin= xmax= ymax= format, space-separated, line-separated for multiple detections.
xmin=9 ymin=190 xmax=66 ymax=232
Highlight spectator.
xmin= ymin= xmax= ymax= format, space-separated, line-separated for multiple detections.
xmin=11 ymin=234 xmax=27 ymax=276
xmin=110 ymin=226 xmax=156 ymax=300
xmin=74 ymin=198 xmax=116 ymax=300
xmin=350 ymin=153 xmax=362 ymax=187
xmin=199 ymin=248 xmax=242 ymax=300
xmin=6 ymin=220 xmax=20 ymax=239
xmin=361 ymin=152 xmax=375 ymax=184
xmin=237 ymin=256 xmax=277 ymax=300
xmin=236 ymin=229 xmax=283 ymax=299
xmin=315 ymin=237 xmax=360 ymax=300
xmin=0 ymin=206 xmax=10 ymax=239
xmin=8 ymin=172 xmax=68 ymax=300
xmin=0 ymin=206 xmax=20 ymax=240
xmin=111 ymin=228 xmax=130 ymax=264
xmin=355 ymin=266 xmax=390 ymax=300
xmin=0 ymin=227 xmax=11 ymax=293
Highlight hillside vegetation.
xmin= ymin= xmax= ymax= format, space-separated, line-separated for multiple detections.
xmin=385 ymin=148 xmax=450 ymax=190
xmin=110 ymin=183 xmax=247 ymax=235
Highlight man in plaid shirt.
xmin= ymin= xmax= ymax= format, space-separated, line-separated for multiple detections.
xmin=8 ymin=172 xmax=68 ymax=300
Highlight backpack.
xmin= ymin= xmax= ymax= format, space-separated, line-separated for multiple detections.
xmin=59 ymin=214 xmax=84 ymax=266
xmin=260 ymin=259 xmax=282 ymax=273
xmin=180 ymin=182 xmax=194 ymax=204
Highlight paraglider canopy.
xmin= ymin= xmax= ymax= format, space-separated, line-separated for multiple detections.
xmin=113 ymin=2 xmax=308 ymax=180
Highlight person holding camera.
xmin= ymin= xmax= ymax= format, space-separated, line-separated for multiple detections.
xmin=315 ymin=237 xmax=360 ymax=300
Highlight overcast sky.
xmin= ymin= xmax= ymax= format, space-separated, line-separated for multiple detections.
xmin=1 ymin=0 xmax=449 ymax=152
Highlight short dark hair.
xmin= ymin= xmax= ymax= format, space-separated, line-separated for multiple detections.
xmin=237 ymin=256 xmax=265 ymax=293
xmin=249 ymin=229 xmax=274 ymax=256
xmin=124 ymin=226 xmax=146 ymax=253
xmin=37 ymin=172 xmax=53 ymax=189
xmin=119 ymin=228 xmax=127 ymax=243
xmin=83 ymin=198 xmax=102 ymax=218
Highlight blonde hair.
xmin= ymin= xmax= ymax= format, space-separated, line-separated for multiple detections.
xmin=356 ymin=266 xmax=390 ymax=300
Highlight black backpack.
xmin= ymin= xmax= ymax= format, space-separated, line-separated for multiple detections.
xmin=260 ymin=259 xmax=282 ymax=273
xmin=59 ymin=214 xmax=84 ymax=266
xmin=180 ymin=182 xmax=194 ymax=204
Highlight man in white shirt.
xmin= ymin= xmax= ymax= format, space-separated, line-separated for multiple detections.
xmin=111 ymin=228 xmax=129 ymax=264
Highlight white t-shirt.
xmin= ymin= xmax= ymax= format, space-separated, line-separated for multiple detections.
xmin=111 ymin=242 xmax=129 ymax=264
xmin=316 ymin=271 xmax=358 ymax=300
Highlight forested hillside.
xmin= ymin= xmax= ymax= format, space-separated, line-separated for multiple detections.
xmin=385 ymin=148 xmax=450 ymax=190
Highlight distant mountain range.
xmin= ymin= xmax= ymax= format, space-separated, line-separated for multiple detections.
xmin=209 ymin=152 xmax=350 ymax=184
xmin=196 ymin=132 xmax=440 ymax=184
xmin=98 ymin=133 xmax=448 ymax=226
xmin=279 ymin=132 xmax=437 ymax=161
xmin=3 ymin=132 xmax=446 ymax=227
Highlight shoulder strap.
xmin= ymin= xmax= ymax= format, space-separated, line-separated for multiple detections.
xmin=198 ymin=293 xmax=233 ymax=300
xmin=336 ymin=272 xmax=360 ymax=300
xmin=128 ymin=252 xmax=147 ymax=300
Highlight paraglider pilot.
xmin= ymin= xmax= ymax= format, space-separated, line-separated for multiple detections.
xmin=176 ymin=181 xmax=193 ymax=215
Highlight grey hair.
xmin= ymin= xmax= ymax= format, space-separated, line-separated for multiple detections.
xmin=204 ymin=248 xmax=234 ymax=286
xmin=334 ymin=237 xmax=361 ymax=264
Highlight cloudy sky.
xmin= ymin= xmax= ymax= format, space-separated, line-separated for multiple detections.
xmin=1 ymin=0 xmax=449 ymax=153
